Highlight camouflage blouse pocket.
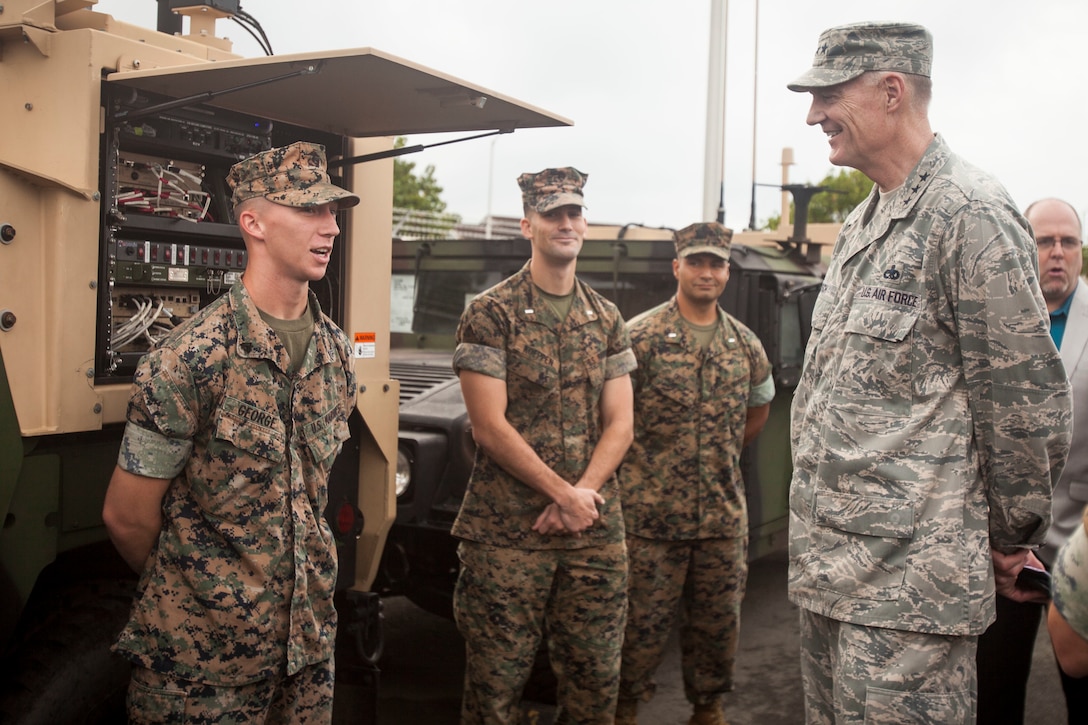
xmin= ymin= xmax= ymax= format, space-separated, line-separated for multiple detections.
xmin=213 ymin=397 xmax=286 ymax=473
xmin=641 ymin=359 xmax=697 ymax=409
xmin=810 ymin=489 xmax=914 ymax=601
xmin=302 ymin=407 xmax=351 ymax=470
xmin=582 ymin=351 xmax=605 ymax=390
xmin=507 ymin=351 xmax=557 ymax=398
xmin=809 ymin=286 xmax=836 ymax=332
xmin=833 ymin=302 xmax=919 ymax=418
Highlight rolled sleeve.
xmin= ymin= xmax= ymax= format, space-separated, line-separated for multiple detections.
xmin=452 ymin=342 xmax=507 ymax=380
xmin=749 ymin=373 xmax=776 ymax=407
xmin=117 ymin=420 xmax=191 ymax=478
xmin=119 ymin=347 xmax=200 ymax=479
xmin=605 ymin=348 xmax=637 ymax=379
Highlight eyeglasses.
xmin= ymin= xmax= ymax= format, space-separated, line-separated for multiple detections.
xmin=1036 ymin=236 xmax=1082 ymax=252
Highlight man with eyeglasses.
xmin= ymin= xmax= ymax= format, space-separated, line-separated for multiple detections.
xmin=978 ymin=197 xmax=1088 ymax=724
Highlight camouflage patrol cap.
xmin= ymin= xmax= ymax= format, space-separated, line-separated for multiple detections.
xmin=787 ymin=22 xmax=932 ymax=92
xmin=674 ymin=221 xmax=733 ymax=260
xmin=227 ymin=141 xmax=360 ymax=210
xmin=518 ymin=167 xmax=588 ymax=213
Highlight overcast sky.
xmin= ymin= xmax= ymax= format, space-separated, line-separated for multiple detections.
xmin=95 ymin=0 xmax=1087 ymax=232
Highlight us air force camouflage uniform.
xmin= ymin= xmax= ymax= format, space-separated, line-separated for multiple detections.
xmin=786 ymin=23 xmax=1072 ymax=724
xmin=452 ymin=167 xmax=637 ymax=725
xmin=618 ymin=223 xmax=773 ymax=715
xmin=789 ymin=136 xmax=1072 ymax=722
xmin=112 ymin=142 xmax=357 ymax=722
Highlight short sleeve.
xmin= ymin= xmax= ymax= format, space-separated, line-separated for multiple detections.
xmin=603 ymin=304 xmax=637 ymax=379
xmin=117 ymin=348 xmax=199 ymax=478
xmin=452 ymin=296 xmax=509 ymax=380
xmin=749 ymin=373 xmax=776 ymax=407
xmin=117 ymin=421 xmax=191 ymax=478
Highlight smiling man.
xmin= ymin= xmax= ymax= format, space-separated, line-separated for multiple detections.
xmin=615 ymin=222 xmax=773 ymax=725
xmin=785 ymin=22 xmax=1072 ymax=725
xmin=451 ymin=167 xmax=636 ymax=724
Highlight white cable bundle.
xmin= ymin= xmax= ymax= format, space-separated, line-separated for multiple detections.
xmin=111 ymin=296 xmax=166 ymax=349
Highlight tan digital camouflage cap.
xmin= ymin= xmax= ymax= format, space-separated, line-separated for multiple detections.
xmin=518 ymin=167 xmax=588 ymax=213
xmin=674 ymin=222 xmax=733 ymax=260
xmin=227 ymin=141 xmax=360 ymax=210
xmin=787 ymin=22 xmax=932 ymax=92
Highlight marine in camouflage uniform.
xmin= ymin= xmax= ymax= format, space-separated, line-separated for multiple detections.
xmin=616 ymin=222 xmax=774 ymax=725
xmin=787 ymin=23 xmax=1072 ymax=724
xmin=452 ymin=167 xmax=637 ymax=725
xmin=1051 ymin=506 xmax=1088 ymax=678
xmin=103 ymin=142 xmax=358 ymax=724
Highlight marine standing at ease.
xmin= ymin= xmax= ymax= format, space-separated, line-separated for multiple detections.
xmin=614 ymin=222 xmax=774 ymax=725
xmin=785 ymin=22 xmax=1071 ymax=724
xmin=452 ymin=167 xmax=636 ymax=724
xmin=102 ymin=142 xmax=358 ymax=723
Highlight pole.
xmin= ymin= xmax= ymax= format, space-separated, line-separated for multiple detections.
xmin=485 ymin=138 xmax=496 ymax=239
xmin=747 ymin=0 xmax=760 ymax=230
xmin=703 ymin=0 xmax=728 ymax=223
xmin=781 ymin=147 xmax=794 ymax=231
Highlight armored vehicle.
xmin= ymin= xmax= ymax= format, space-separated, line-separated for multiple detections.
xmin=0 ymin=1 xmax=566 ymax=721
xmin=378 ymin=208 xmax=833 ymax=618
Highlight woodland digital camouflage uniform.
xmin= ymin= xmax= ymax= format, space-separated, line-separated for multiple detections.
xmin=451 ymin=260 xmax=636 ymax=724
xmin=673 ymin=221 xmax=734 ymax=259
xmin=623 ymin=298 xmax=771 ymax=542
xmin=1053 ymin=507 xmax=1088 ymax=645
xmin=619 ymin=293 xmax=772 ymax=708
xmin=451 ymin=261 xmax=635 ymax=549
xmin=228 ymin=141 xmax=360 ymax=210
xmin=127 ymin=657 xmax=334 ymax=724
xmin=113 ymin=282 xmax=355 ymax=685
xmin=517 ymin=166 xmax=588 ymax=213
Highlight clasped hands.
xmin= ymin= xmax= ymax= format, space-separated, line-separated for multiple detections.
xmin=532 ymin=486 xmax=604 ymax=536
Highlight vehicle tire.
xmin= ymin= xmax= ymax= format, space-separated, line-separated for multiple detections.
xmin=0 ymin=578 xmax=135 ymax=725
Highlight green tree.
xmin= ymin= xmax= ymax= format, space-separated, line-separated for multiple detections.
xmin=765 ymin=168 xmax=874 ymax=229
xmin=393 ymin=137 xmax=451 ymax=214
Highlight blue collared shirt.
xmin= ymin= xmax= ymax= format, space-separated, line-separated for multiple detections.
xmin=1051 ymin=287 xmax=1076 ymax=350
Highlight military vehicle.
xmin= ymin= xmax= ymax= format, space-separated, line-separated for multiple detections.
xmin=377 ymin=197 xmax=835 ymax=619
xmin=0 ymin=1 xmax=568 ymax=721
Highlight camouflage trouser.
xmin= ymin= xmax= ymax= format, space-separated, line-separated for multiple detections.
xmin=799 ymin=608 xmax=976 ymax=724
xmin=454 ymin=539 xmax=628 ymax=725
xmin=619 ymin=534 xmax=747 ymax=706
xmin=126 ymin=659 xmax=333 ymax=724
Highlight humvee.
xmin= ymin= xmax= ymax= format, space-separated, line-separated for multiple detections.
xmin=377 ymin=199 xmax=834 ymax=618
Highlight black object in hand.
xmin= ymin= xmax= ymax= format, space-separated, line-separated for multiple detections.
xmin=1016 ymin=564 xmax=1052 ymax=596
